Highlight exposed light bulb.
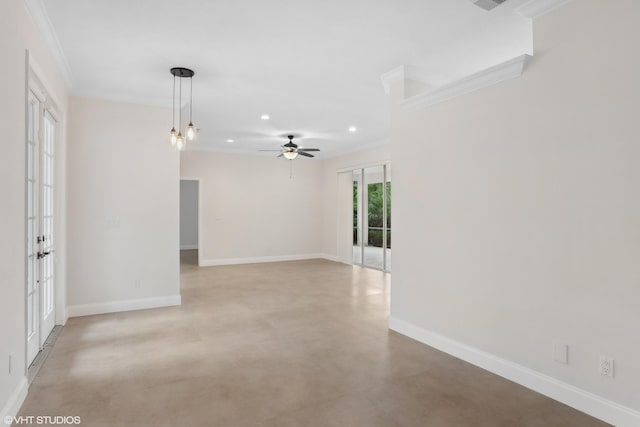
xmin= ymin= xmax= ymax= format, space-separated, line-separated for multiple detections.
xmin=260 ymin=114 xmax=270 ymax=121
xmin=186 ymin=122 xmax=196 ymax=140
xmin=169 ymin=128 xmax=177 ymax=145
xmin=348 ymin=126 xmax=357 ymax=133
xmin=283 ymin=151 xmax=298 ymax=160
xmin=176 ymin=133 xmax=185 ymax=151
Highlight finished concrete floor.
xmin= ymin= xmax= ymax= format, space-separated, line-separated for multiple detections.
xmin=18 ymin=250 xmax=609 ymax=426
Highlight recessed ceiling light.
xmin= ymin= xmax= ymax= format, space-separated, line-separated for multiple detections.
xmin=348 ymin=126 xmax=357 ymax=132
xmin=260 ymin=114 xmax=270 ymax=120
xmin=226 ymin=139 xmax=234 ymax=143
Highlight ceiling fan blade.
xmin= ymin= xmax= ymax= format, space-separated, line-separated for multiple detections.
xmin=277 ymin=153 xmax=283 ymax=157
xmin=298 ymin=148 xmax=320 ymax=152
xmin=297 ymin=151 xmax=314 ymax=158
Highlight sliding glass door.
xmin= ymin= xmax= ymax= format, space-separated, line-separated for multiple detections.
xmin=352 ymin=164 xmax=391 ymax=271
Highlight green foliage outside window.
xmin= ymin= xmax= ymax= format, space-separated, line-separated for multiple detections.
xmin=353 ymin=182 xmax=391 ymax=248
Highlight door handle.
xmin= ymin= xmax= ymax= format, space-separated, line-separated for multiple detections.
xmin=37 ymin=251 xmax=51 ymax=259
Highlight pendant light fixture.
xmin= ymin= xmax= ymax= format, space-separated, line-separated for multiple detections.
xmin=169 ymin=67 xmax=197 ymax=151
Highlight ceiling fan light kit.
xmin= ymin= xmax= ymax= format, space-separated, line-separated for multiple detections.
xmin=168 ymin=67 xmax=197 ymax=151
xmin=259 ymin=135 xmax=320 ymax=160
xmin=283 ymin=151 xmax=298 ymax=160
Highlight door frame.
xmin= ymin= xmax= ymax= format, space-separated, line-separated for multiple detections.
xmin=336 ymin=160 xmax=391 ymax=272
xmin=179 ymin=177 xmax=203 ymax=267
xmin=25 ymin=50 xmax=68 ymax=371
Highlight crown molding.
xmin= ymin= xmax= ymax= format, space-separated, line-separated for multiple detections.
xmin=399 ymin=54 xmax=531 ymax=111
xmin=23 ymin=0 xmax=73 ymax=89
xmin=380 ymin=66 xmax=405 ymax=94
xmin=380 ymin=65 xmax=435 ymax=94
xmin=515 ymin=0 xmax=572 ymax=19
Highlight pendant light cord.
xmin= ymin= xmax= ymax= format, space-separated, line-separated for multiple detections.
xmin=179 ymin=76 xmax=182 ymax=130
xmin=189 ymin=76 xmax=193 ymax=122
xmin=172 ymin=74 xmax=176 ymax=128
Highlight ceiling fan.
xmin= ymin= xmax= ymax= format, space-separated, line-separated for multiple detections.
xmin=260 ymin=135 xmax=320 ymax=160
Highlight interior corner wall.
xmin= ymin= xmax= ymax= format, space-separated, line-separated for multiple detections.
xmin=390 ymin=0 xmax=640 ymax=414
xmin=320 ymin=145 xmax=391 ymax=260
xmin=180 ymin=151 xmax=324 ymax=264
xmin=66 ymin=97 xmax=180 ymax=312
xmin=0 ymin=0 xmax=69 ymax=418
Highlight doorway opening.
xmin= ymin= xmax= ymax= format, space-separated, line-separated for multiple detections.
xmin=349 ymin=164 xmax=391 ymax=272
xmin=180 ymin=179 xmax=199 ymax=267
xmin=337 ymin=163 xmax=391 ymax=272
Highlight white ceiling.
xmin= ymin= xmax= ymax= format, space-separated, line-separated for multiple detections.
xmin=43 ymin=0 xmax=532 ymax=158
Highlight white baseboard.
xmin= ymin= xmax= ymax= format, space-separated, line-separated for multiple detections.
xmin=67 ymin=295 xmax=182 ymax=318
xmin=319 ymin=253 xmax=340 ymax=263
xmin=199 ymin=253 xmax=337 ymax=267
xmin=180 ymin=244 xmax=198 ymax=250
xmin=389 ymin=317 xmax=640 ymax=427
xmin=1 ymin=376 xmax=28 ymax=426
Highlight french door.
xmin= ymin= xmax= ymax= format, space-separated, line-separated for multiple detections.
xmin=26 ymin=89 xmax=57 ymax=366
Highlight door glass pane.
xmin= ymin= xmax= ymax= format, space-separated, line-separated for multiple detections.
xmin=27 ymin=218 xmax=34 ymax=254
xmin=28 ymin=143 xmax=34 ymax=179
xmin=352 ymin=169 xmax=362 ymax=264
xmin=28 ymin=103 xmax=34 ymax=141
xmin=40 ymin=113 xmax=56 ymax=342
xmin=27 ymin=256 xmax=35 ymax=292
xmin=27 ymin=296 xmax=34 ymax=337
xmin=363 ymin=165 xmax=385 ymax=270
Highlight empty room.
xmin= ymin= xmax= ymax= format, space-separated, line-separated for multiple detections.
xmin=1 ymin=0 xmax=639 ymax=426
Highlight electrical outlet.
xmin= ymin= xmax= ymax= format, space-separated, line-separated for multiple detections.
xmin=599 ymin=356 xmax=614 ymax=377
xmin=553 ymin=343 xmax=568 ymax=364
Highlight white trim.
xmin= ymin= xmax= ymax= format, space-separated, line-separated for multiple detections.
xmin=184 ymin=139 xmax=390 ymax=161
xmin=322 ymin=138 xmax=390 ymax=161
xmin=336 ymin=160 xmax=391 ymax=174
xmin=515 ymin=0 xmax=572 ymax=19
xmin=180 ymin=244 xmax=198 ymax=250
xmin=22 ymin=0 xmax=73 ymax=89
xmin=380 ymin=66 xmax=405 ymax=94
xmin=27 ymin=54 xmax=64 ymax=118
xmin=67 ymin=295 xmax=181 ymax=318
xmin=0 ymin=377 xmax=28 ymax=426
xmin=199 ymin=253 xmax=335 ymax=267
xmin=319 ymin=253 xmax=339 ymax=263
xmin=400 ymin=54 xmax=531 ymax=110
xmin=389 ymin=317 xmax=640 ymax=427
xmin=380 ymin=65 xmax=435 ymax=94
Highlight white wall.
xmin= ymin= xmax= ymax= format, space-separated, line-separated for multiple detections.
xmin=0 ymin=0 xmax=69 ymax=419
xmin=66 ymin=97 xmax=180 ymax=313
xmin=390 ymin=0 xmax=640 ymax=417
xmin=180 ymin=151 xmax=324 ymax=264
xmin=180 ymin=180 xmax=199 ymax=250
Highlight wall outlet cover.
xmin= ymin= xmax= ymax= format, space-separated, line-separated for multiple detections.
xmin=553 ymin=343 xmax=568 ymax=364
xmin=599 ymin=356 xmax=615 ymax=378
